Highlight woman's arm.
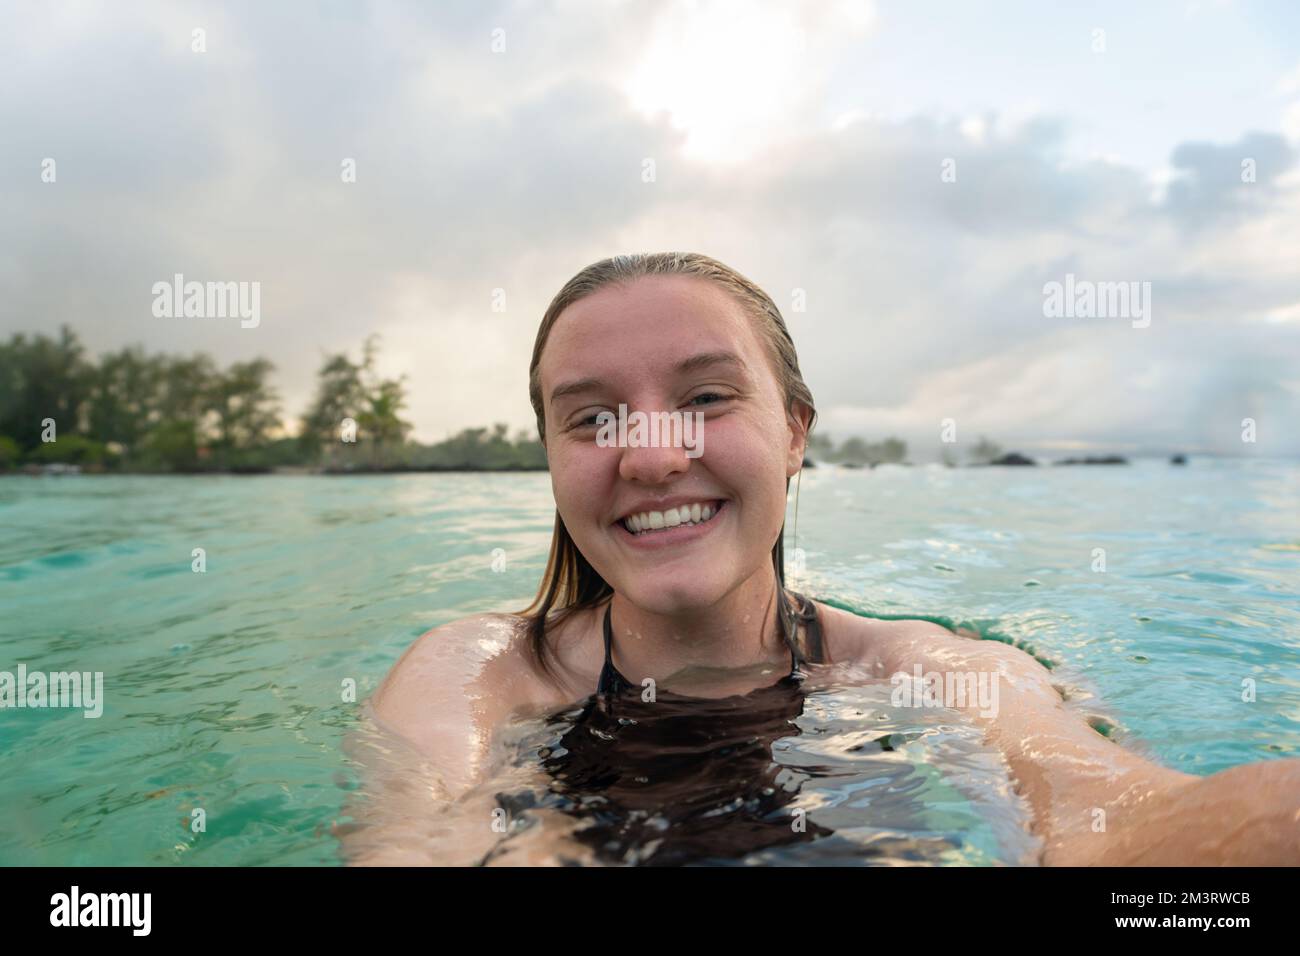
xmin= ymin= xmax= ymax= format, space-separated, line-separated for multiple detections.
xmin=338 ymin=709 xmax=503 ymax=866
xmin=338 ymin=614 xmax=557 ymax=865
xmin=843 ymin=615 xmax=1300 ymax=865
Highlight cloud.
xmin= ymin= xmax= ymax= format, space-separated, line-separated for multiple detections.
xmin=1 ymin=0 xmax=1297 ymax=457
xmin=1162 ymin=132 xmax=1297 ymax=228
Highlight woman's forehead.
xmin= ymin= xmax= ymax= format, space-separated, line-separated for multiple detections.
xmin=542 ymin=276 xmax=763 ymax=382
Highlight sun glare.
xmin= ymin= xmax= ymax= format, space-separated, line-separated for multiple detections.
xmin=622 ymin=1 xmax=875 ymax=165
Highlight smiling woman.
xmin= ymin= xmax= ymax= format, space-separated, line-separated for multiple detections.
xmin=520 ymin=253 xmax=819 ymax=680
xmin=347 ymin=252 xmax=1300 ymax=867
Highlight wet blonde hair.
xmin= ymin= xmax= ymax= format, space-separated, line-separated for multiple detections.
xmin=521 ymin=252 xmax=818 ymax=675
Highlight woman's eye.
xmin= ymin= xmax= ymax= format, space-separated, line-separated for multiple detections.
xmin=572 ymin=413 xmax=602 ymax=429
xmin=572 ymin=394 xmax=727 ymax=429
xmin=688 ymin=392 xmax=727 ymax=408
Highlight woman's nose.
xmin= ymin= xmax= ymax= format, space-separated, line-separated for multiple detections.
xmin=616 ymin=438 xmax=693 ymax=484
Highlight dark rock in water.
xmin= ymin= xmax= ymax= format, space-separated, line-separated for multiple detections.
xmin=842 ymin=462 xmax=864 ymax=470
xmin=1169 ymin=454 xmax=1187 ymax=465
xmin=802 ymin=456 xmax=816 ymax=468
xmin=989 ymin=452 xmax=1036 ymax=466
xmin=1054 ymin=455 xmax=1128 ymax=465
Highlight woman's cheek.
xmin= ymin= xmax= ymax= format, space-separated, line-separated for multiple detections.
xmin=704 ymin=421 xmax=780 ymax=487
xmin=561 ymin=446 xmax=613 ymax=523
xmin=548 ymin=443 xmax=587 ymax=520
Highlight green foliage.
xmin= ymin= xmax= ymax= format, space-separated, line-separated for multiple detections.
xmin=968 ymin=435 xmax=1003 ymax=465
xmin=407 ymin=422 xmax=547 ymax=470
xmin=808 ymin=432 xmax=908 ymax=466
xmin=299 ymin=352 xmax=366 ymax=457
xmin=0 ymin=435 xmax=23 ymax=470
xmin=301 ymin=336 xmax=412 ymax=469
xmin=0 ymin=326 xmax=92 ymax=449
xmin=30 ymin=434 xmax=111 ymax=466
xmin=0 ymin=327 xmax=545 ymax=472
xmin=138 ymin=419 xmax=201 ymax=472
xmin=207 ymin=358 xmax=281 ymax=467
xmin=87 ymin=346 xmax=161 ymax=451
xmin=806 ymin=432 xmax=835 ymax=460
xmin=0 ymin=328 xmax=279 ymax=471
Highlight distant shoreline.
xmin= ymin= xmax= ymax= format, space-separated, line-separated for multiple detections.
xmin=4 ymin=464 xmax=551 ymax=476
xmin=9 ymin=454 xmax=1298 ymax=478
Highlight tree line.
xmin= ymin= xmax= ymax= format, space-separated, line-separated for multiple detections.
xmin=807 ymin=433 xmax=1010 ymax=466
xmin=0 ymin=327 xmax=546 ymax=472
xmin=807 ymin=432 xmax=908 ymax=466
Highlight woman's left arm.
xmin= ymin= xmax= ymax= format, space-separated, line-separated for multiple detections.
xmin=839 ymin=614 xmax=1300 ymax=865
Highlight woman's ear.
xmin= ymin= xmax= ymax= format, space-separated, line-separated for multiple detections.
xmin=785 ymin=401 xmax=812 ymax=475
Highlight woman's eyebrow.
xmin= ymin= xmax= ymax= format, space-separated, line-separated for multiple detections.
xmin=549 ymin=350 xmax=749 ymax=404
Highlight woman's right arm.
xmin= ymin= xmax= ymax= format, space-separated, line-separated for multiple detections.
xmin=339 ymin=614 xmax=556 ymax=865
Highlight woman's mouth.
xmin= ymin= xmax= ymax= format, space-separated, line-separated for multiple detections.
xmin=615 ymin=499 xmax=727 ymax=546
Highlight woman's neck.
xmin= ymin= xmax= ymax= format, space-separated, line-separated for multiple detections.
xmin=605 ymin=568 xmax=793 ymax=681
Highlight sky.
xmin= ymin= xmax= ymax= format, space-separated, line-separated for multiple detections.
xmin=3 ymin=0 xmax=1299 ymax=458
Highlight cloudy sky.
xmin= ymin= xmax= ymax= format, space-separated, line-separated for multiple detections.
xmin=4 ymin=0 xmax=1300 ymax=458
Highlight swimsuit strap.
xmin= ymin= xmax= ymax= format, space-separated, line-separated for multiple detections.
xmin=596 ymin=601 xmax=637 ymax=697
xmin=596 ymin=591 xmax=824 ymax=698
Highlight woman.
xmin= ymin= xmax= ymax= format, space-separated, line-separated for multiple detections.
xmin=348 ymin=252 xmax=1299 ymax=866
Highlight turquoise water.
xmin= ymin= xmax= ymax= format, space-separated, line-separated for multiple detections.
xmin=1 ymin=461 xmax=1297 ymax=865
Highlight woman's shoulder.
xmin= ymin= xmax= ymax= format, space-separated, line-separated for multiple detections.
xmin=809 ymin=599 xmax=1051 ymax=680
xmin=381 ymin=611 xmax=531 ymax=679
xmin=806 ymin=598 xmax=967 ymax=669
xmin=370 ymin=612 xmax=563 ymax=756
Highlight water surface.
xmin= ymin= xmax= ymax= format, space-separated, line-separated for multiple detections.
xmin=1 ymin=460 xmax=1297 ymax=865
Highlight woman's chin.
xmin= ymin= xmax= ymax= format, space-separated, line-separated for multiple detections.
xmin=617 ymin=578 xmax=726 ymax=615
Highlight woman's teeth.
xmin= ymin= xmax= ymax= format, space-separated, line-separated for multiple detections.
xmin=622 ymin=501 xmax=721 ymax=535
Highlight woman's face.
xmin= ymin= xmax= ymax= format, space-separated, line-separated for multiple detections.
xmin=539 ymin=275 xmax=809 ymax=615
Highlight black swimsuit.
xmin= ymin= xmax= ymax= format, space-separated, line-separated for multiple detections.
xmin=523 ymin=590 xmax=833 ymax=865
